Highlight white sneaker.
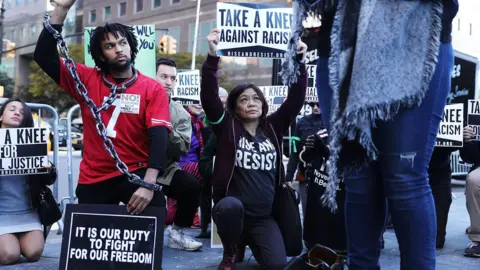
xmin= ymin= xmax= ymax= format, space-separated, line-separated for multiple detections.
xmin=167 ymin=228 xmax=203 ymax=251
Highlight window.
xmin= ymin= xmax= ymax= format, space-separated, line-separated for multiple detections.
xmin=24 ymin=0 xmax=28 ymax=4
xmin=10 ymin=30 xmax=15 ymax=41
xmin=189 ymin=20 xmax=216 ymax=54
xmin=470 ymin=23 xmax=473 ymax=36
xmin=15 ymin=0 xmax=20 ymax=7
xmin=457 ymin=18 xmax=460 ymax=31
xmin=118 ymin=2 xmax=127 ymax=16
xmin=153 ymin=0 xmax=161 ymax=8
xmin=89 ymin=10 xmax=96 ymax=23
xmin=172 ymin=0 xmax=180 ymax=4
xmin=7 ymin=0 xmax=11 ymax=9
xmin=30 ymin=24 xmax=36 ymax=36
xmin=104 ymin=6 xmax=111 ymax=21
xmin=135 ymin=0 xmax=143 ymax=13
xmin=259 ymin=58 xmax=273 ymax=67
xmin=20 ymin=27 xmax=25 ymax=39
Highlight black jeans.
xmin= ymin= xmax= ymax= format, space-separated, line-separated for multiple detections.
xmin=429 ymin=169 xmax=452 ymax=247
xmin=163 ymin=170 xmax=201 ymax=227
xmin=213 ymin=197 xmax=287 ymax=269
xmin=75 ymin=168 xmax=166 ymax=207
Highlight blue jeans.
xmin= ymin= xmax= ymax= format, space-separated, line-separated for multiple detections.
xmin=316 ymin=43 xmax=454 ymax=269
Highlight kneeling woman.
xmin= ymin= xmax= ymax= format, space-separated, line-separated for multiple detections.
xmin=0 ymin=98 xmax=57 ymax=265
xmin=201 ymin=29 xmax=307 ymax=269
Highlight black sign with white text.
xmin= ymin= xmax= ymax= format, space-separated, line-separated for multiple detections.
xmin=448 ymin=54 xmax=478 ymax=123
xmin=0 ymin=127 xmax=48 ymax=175
xmin=59 ymin=204 xmax=164 ymax=270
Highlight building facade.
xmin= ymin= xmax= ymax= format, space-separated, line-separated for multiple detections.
xmin=2 ymin=0 xmax=81 ymax=93
xmin=82 ymin=0 xmax=290 ymax=87
xmin=451 ymin=0 xmax=480 ymax=58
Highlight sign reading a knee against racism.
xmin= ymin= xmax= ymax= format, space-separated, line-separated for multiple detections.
xmin=0 ymin=128 xmax=49 ymax=175
xmin=468 ymin=99 xmax=480 ymax=141
xmin=59 ymin=204 xmax=164 ymax=270
xmin=84 ymin=25 xmax=156 ymax=79
xmin=172 ymin=70 xmax=201 ymax=104
xmin=436 ymin=104 xmax=464 ymax=147
xmin=216 ymin=2 xmax=293 ymax=58
xmin=259 ymin=85 xmax=288 ymax=115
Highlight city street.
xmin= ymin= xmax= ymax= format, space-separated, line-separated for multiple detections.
xmin=2 ymin=150 xmax=478 ymax=269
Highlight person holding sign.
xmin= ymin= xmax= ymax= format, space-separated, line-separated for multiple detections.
xmin=299 ymin=128 xmax=347 ymax=253
xmin=201 ymin=28 xmax=307 ymax=269
xmin=34 ymin=2 xmax=170 ymax=214
xmin=155 ymin=58 xmax=203 ymax=251
xmin=0 ymin=99 xmax=58 ymax=265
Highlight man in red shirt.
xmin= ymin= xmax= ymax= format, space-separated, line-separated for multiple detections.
xmin=34 ymin=0 xmax=170 ymax=215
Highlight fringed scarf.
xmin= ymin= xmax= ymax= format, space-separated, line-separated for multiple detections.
xmin=281 ymin=0 xmax=443 ymax=212
xmin=184 ymin=106 xmax=205 ymax=158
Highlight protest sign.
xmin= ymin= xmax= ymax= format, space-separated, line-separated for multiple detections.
xmin=84 ymin=25 xmax=156 ymax=78
xmin=468 ymin=99 xmax=480 ymax=141
xmin=216 ymin=2 xmax=293 ymax=58
xmin=447 ymin=53 xmax=478 ymax=124
xmin=59 ymin=204 xmax=164 ymax=270
xmin=436 ymin=104 xmax=463 ymax=147
xmin=298 ymin=64 xmax=319 ymax=115
xmin=172 ymin=70 xmax=201 ymax=104
xmin=0 ymin=127 xmax=49 ymax=176
xmin=259 ymin=85 xmax=288 ymax=115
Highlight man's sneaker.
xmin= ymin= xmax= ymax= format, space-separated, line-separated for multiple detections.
xmin=167 ymin=228 xmax=203 ymax=251
xmin=464 ymin=241 xmax=480 ymax=257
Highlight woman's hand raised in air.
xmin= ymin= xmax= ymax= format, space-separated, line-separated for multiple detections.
xmin=207 ymin=29 xmax=220 ymax=57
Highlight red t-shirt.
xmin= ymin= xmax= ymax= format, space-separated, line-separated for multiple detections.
xmin=58 ymin=58 xmax=171 ymax=184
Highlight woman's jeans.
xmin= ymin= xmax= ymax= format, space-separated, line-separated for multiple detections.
xmin=316 ymin=42 xmax=454 ymax=269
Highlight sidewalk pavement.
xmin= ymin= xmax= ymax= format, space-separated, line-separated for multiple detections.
xmin=3 ymin=184 xmax=478 ymax=269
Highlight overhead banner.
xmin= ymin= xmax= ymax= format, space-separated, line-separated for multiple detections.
xmin=216 ymin=2 xmax=293 ymax=58
xmin=59 ymin=204 xmax=164 ymax=270
xmin=0 ymin=128 xmax=49 ymax=175
xmin=436 ymin=103 xmax=463 ymax=147
xmin=84 ymin=25 xmax=156 ymax=78
xmin=172 ymin=70 xmax=200 ymax=104
xmin=467 ymin=99 xmax=480 ymax=141
xmin=259 ymin=85 xmax=288 ymax=115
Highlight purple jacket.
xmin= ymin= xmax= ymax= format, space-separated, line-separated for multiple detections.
xmin=200 ymin=54 xmax=307 ymax=203
xmin=179 ymin=129 xmax=200 ymax=165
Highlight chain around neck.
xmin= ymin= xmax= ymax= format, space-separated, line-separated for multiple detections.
xmin=102 ymin=67 xmax=138 ymax=92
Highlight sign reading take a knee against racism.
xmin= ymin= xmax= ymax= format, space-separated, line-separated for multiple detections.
xmin=84 ymin=25 xmax=156 ymax=79
xmin=436 ymin=103 xmax=464 ymax=147
xmin=216 ymin=2 xmax=293 ymax=58
xmin=172 ymin=70 xmax=200 ymax=104
xmin=468 ymin=100 xmax=480 ymax=141
xmin=0 ymin=127 xmax=49 ymax=175
xmin=59 ymin=204 xmax=164 ymax=270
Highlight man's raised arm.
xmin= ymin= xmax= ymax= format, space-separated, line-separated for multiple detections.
xmin=34 ymin=1 xmax=74 ymax=83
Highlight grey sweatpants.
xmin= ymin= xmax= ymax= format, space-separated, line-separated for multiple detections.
xmin=466 ymin=168 xmax=480 ymax=242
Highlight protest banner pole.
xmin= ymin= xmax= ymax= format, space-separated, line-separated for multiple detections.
xmin=191 ymin=0 xmax=201 ymax=70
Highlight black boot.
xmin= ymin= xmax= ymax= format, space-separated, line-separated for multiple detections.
xmin=218 ymin=244 xmax=239 ymax=270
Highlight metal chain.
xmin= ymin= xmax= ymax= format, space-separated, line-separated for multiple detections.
xmin=43 ymin=14 xmax=161 ymax=191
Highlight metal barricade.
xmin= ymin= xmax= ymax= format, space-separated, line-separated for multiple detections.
xmin=451 ymin=150 xmax=472 ymax=178
xmin=66 ymin=104 xmax=80 ymax=205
